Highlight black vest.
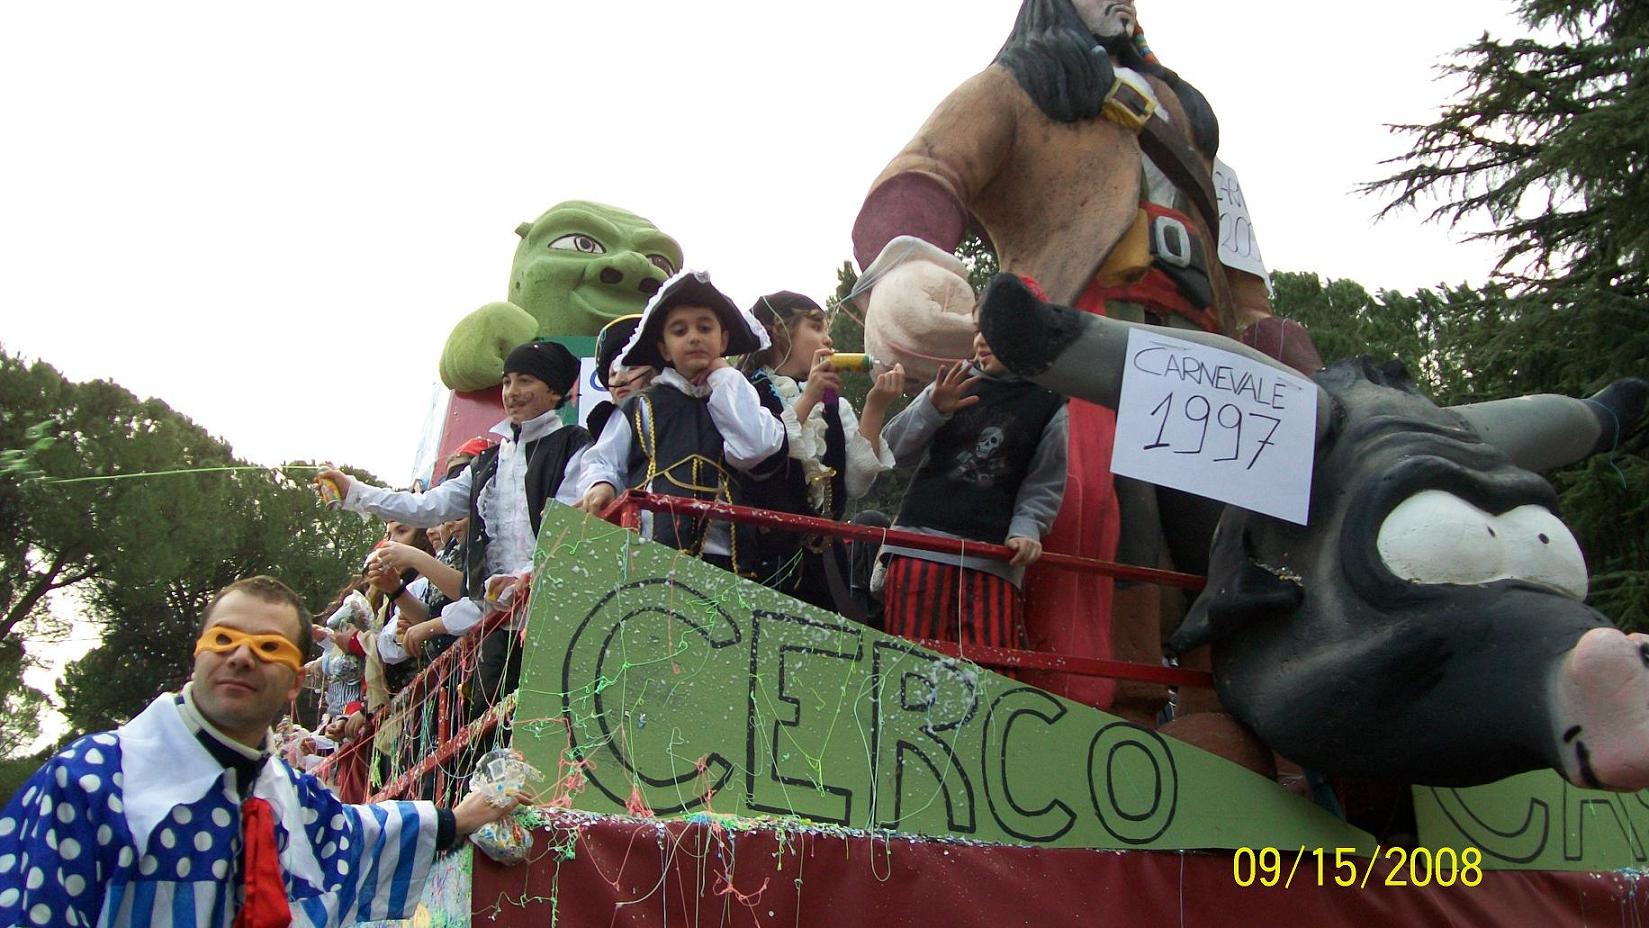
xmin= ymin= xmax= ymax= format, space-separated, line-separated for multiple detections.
xmin=621 ymin=383 xmax=782 ymax=572
xmin=460 ymin=423 xmax=591 ymax=598
xmin=417 ymin=541 xmax=464 ymax=663
xmin=586 ymin=400 xmax=618 ymax=443
xmin=741 ymin=371 xmax=849 ymax=564
xmin=419 ymin=541 xmax=457 ymax=612
xmin=897 ymin=378 xmax=1064 ymax=542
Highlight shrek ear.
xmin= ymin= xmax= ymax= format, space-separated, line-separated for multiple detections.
xmin=1170 ymin=557 xmax=1303 ymax=655
xmin=515 ymin=221 xmax=533 ymax=238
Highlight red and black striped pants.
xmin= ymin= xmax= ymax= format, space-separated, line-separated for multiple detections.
xmin=882 ymin=554 xmax=1025 ymax=649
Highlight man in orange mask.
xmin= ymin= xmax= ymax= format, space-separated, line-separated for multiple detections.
xmin=0 ymin=575 xmax=519 ymax=928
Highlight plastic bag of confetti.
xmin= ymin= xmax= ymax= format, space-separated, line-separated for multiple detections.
xmin=470 ymin=748 xmax=543 ymax=807
xmin=469 ymin=813 xmax=533 ymax=865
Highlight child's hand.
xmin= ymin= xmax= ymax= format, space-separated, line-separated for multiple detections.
xmin=485 ymin=571 xmax=529 ymax=606
xmin=1005 ymin=536 xmax=1043 ymax=567
xmin=577 ymin=483 xmax=617 ymax=514
xmin=344 ymin=712 xmax=369 ymax=741
xmin=799 ymin=348 xmax=843 ymax=411
xmin=928 ymin=362 xmax=983 ymax=415
xmin=315 ymin=468 xmax=352 ymax=501
xmin=373 ymin=541 xmax=425 ymax=576
xmin=365 ymin=560 xmax=401 ymax=594
xmin=867 ymin=363 xmax=906 ymax=406
xmin=404 ymin=618 xmax=444 ymax=654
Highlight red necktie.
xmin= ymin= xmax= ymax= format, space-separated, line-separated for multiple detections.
xmin=234 ymin=797 xmax=292 ymax=928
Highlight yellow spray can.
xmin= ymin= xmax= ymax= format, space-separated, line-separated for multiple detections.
xmin=827 ymin=353 xmax=877 ymax=373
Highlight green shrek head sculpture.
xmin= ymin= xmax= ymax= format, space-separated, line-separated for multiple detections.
xmin=438 ymin=200 xmax=685 ymax=391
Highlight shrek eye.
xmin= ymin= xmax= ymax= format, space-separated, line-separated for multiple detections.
xmin=548 ymin=234 xmax=606 ymax=255
xmin=647 ymin=254 xmax=677 ymax=275
xmin=1376 ymin=489 xmax=1588 ymax=600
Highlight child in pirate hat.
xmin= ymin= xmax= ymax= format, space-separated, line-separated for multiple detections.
xmin=575 ymin=270 xmax=787 ymax=574
xmin=585 ymin=313 xmax=652 ymax=440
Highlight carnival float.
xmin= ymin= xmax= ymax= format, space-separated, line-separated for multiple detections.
xmin=318 ymin=2 xmax=1649 ymax=924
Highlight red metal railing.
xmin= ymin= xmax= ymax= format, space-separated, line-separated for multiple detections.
xmin=604 ymin=491 xmax=1208 ymax=591
xmin=315 ymin=492 xmax=1212 ymax=801
xmin=313 ymin=605 xmax=517 ymax=804
xmin=603 ymin=491 xmax=1212 ymax=689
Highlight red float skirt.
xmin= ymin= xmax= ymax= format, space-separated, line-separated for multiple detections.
xmin=1019 ymin=269 xmax=1217 ymax=709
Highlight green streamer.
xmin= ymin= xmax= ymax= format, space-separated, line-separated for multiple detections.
xmin=37 ymin=464 xmax=328 ymax=485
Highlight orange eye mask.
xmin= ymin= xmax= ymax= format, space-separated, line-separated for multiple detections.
xmin=194 ymin=626 xmax=305 ymax=674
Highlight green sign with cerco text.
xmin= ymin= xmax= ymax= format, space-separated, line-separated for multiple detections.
xmin=512 ymin=504 xmax=1373 ymax=852
xmin=1416 ymin=772 xmax=1649 ymax=871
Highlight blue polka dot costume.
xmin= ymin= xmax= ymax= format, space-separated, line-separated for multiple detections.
xmin=0 ymin=694 xmax=441 ymax=927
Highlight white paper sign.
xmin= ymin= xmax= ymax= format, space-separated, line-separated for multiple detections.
xmin=1213 ymin=158 xmax=1269 ymax=280
xmin=575 ymin=357 xmax=611 ymax=429
xmin=1112 ymin=329 xmax=1316 ymax=525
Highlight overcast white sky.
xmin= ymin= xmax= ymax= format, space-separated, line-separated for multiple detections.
xmin=1 ymin=0 xmax=1525 ymax=485
xmin=0 ymin=0 xmax=1532 ymax=747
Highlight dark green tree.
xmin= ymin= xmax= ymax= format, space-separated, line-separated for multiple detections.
xmin=1359 ymin=0 xmax=1648 ymax=627
xmin=955 ymin=231 xmax=1001 ymax=293
xmin=0 ymin=346 xmax=384 ymax=745
xmin=56 ymin=461 xmax=382 ymax=736
xmin=1268 ymin=270 xmax=1515 ymax=406
xmin=1270 ymin=267 xmax=1648 ymax=629
xmin=0 ymin=643 xmax=46 ymax=760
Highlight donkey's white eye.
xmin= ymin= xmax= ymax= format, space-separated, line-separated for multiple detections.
xmin=1376 ymin=489 xmax=1587 ymax=600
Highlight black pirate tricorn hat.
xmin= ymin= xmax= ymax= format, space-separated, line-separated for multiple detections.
xmin=618 ymin=269 xmax=768 ymax=371
xmin=594 ymin=314 xmax=643 ymax=389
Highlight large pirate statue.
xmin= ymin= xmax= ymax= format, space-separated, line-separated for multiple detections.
xmin=850 ymin=0 xmax=1322 ymax=720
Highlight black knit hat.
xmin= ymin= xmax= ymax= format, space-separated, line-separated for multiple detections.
xmin=594 ymin=314 xmax=643 ymax=389
xmin=620 ymin=269 xmax=768 ymax=371
xmin=503 ymin=340 xmax=579 ymax=397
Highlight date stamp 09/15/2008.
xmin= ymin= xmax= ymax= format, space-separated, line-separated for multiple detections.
xmin=1232 ymin=846 xmax=1483 ymax=889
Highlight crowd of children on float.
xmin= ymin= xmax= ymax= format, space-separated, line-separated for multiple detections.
xmin=289 ymin=269 xmax=1066 ymax=769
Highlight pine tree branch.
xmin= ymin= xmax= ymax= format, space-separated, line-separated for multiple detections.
xmin=0 ymin=552 xmax=92 ymax=643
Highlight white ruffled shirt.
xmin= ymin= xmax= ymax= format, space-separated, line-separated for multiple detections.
xmin=762 ymin=369 xmax=894 ymax=511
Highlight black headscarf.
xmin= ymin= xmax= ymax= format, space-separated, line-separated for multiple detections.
xmin=503 ymin=340 xmax=579 ymax=404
